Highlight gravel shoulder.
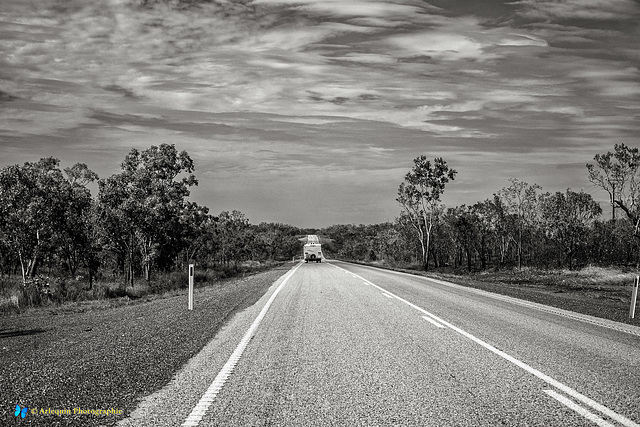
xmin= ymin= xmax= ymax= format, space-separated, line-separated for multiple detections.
xmin=343 ymin=261 xmax=640 ymax=327
xmin=0 ymin=264 xmax=293 ymax=427
xmin=426 ymin=271 xmax=640 ymax=327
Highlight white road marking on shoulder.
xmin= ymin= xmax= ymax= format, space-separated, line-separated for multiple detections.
xmin=381 ymin=293 xmax=393 ymax=299
xmin=181 ymin=263 xmax=303 ymax=427
xmin=329 ymin=263 xmax=639 ymax=427
xmin=421 ymin=315 xmax=446 ymax=328
xmin=330 ymin=261 xmax=640 ymax=337
xmin=544 ymin=390 xmax=615 ymax=427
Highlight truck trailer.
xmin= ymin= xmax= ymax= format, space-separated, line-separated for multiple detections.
xmin=303 ymin=243 xmax=322 ymax=263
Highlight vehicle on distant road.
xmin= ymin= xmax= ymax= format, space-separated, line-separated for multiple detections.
xmin=303 ymin=235 xmax=323 ymax=263
xmin=303 ymin=243 xmax=322 ymax=263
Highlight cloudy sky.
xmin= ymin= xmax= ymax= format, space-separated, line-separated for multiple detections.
xmin=1 ymin=0 xmax=639 ymax=227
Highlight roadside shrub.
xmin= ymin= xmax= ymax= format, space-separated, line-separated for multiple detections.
xmin=151 ymin=272 xmax=185 ymax=293
xmin=0 ymin=295 xmax=20 ymax=315
xmin=103 ymin=285 xmax=127 ymax=299
xmin=125 ymin=286 xmax=146 ymax=300
xmin=217 ymin=265 xmax=237 ymax=279
xmin=195 ymin=270 xmax=209 ymax=284
xmin=0 ymin=262 xmax=280 ymax=315
xmin=21 ymin=276 xmax=53 ymax=307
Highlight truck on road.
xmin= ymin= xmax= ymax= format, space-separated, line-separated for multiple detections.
xmin=303 ymin=243 xmax=323 ymax=263
xmin=303 ymin=234 xmax=323 ymax=263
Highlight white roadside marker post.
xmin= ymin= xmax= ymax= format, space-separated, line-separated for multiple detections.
xmin=188 ymin=264 xmax=194 ymax=311
xmin=630 ymin=276 xmax=639 ymax=320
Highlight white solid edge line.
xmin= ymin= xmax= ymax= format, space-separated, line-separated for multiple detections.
xmin=181 ymin=262 xmax=303 ymax=427
xmin=333 ymin=260 xmax=640 ymax=337
xmin=544 ymin=390 xmax=615 ymax=427
xmin=421 ymin=315 xmax=446 ymax=328
xmin=330 ymin=263 xmax=639 ymax=427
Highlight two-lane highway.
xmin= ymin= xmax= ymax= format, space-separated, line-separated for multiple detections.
xmin=119 ymin=261 xmax=640 ymax=426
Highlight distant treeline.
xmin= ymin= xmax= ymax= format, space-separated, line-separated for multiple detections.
xmin=0 ymin=144 xmax=307 ymax=289
xmin=1 ymin=143 xmax=638 ymax=294
xmin=320 ymin=202 xmax=637 ymax=272
xmin=323 ymin=144 xmax=640 ymax=272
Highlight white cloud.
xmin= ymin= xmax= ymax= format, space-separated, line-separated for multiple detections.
xmin=331 ymin=53 xmax=397 ymax=64
xmin=497 ymin=34 xmax=548 ymax=47
xmin=1 ymin=0 xmax=639 ymax=226
xmin=238 ymin=23 xmax=377 ymax=52
xmin=388 ymin=32 xmax=488 ymax=61
xmin=521 ymin=105 xmax=585 ymax=116
xmin=512 ymin=0 xmax=638 ymax=21
xmin=294 ymin=1 xmax=426 ymax=18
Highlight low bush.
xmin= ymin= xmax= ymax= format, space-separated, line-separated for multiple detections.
xmin=0 ymin=262 xmax=284 ymax=315
xmin=0 ymin=295 xmax=20 ymax=315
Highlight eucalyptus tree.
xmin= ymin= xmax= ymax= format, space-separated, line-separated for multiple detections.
xmin=373 ymin=222 xmax=399 ymax=264
xmin=253 ymin=222 xmax=302 ymax=261
xmin=539 ymin=189 xmax=602 ymax=269
xmin=0 ymin=158 xmax=71 ymax=282
xmin=470 ymin=201 xmax=495 ymax=270
xmin=58 ymin=164 xmax=99 ymax=279
xmin=179 ymin=201 xmax=213 ymax=267
xmin=587 ymin=144 xmax=640 ymax=232
xmin=214 ymin=210 xmax=252 ymax=268
xmin=397 ymin=156 xmax=457 ymax=271
xmin=495 ymin=178 xmax=541 ymax=269
xmin=98 ymin=144 xmax=198 ymax=284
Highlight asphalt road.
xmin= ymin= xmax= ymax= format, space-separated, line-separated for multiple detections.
xmin=118 ymin=261 xmax=640 ymax=427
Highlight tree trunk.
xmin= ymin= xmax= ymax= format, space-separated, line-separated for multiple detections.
xmin=480 ymin=235 xmax=487 ymax=270
xmin=128 ymin=243 xmax=134 ymax=287
xmin=517 ymin=228 xmax=523 ymax=270
xmin=18 ymin=249 xmax=27 ymax=284
xmin=423 ymin=232 xmax=430 ymax=271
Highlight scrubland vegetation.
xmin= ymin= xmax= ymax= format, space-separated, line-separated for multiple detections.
xmin=1 ymin=143 xmax=639 ymax=317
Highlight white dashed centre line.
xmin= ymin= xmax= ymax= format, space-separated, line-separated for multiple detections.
xmin=330 ymin=263 xmax=639 ymax=427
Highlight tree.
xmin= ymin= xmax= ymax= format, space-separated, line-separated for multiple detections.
xmin=470 ymin=201 xmax=495 ymax=270
xmin=64 ymin=163 xmax=99 ymax=187
xmin=179 ymin=201 xmax=213 ymax=266
xmin=496 ymin=178 xmax=541 ymax=269
xmin=539 ymin=189 xmax=602 ymax=269
xmin=98 ymin=144 xmax=198 ymax=285
xmin=97 ymin=173 xmax=138 ymax=285
xmin=0 ymin=158 xmax=71 ymax=282
xmin=397 ymin=156 xmax=457 ymax=270
xmin=214 ymin=210 xmax=251 ymax=268
xmin=253 ymin=222 xmax=302 ymax=261
xmin=587 ymin=144 xmax=640 ymax=233
xmin=56 ymin=164 xmax=99 ymax=280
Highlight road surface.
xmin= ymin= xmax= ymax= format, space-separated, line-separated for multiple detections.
xmin=119 ymin=261 xmax=640 ymax=427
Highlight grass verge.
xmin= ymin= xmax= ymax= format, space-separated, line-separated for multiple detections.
xmin=347 ymin=260 xmax=640 ymax=327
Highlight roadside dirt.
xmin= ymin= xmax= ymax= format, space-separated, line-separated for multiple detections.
xmin=0 ymin=265 xmax=293 ymax=427
xmin=385 ymin=266 xmax=640 ymax=327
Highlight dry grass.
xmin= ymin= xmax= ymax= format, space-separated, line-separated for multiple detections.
xmin=567 ymin=265 xmax=636 ymax=284
xmin=0 ymin=262 xmax=285 ymax=317
xmin=348 ymin=260 xmax=640 ymax=325
xmin=437 ymin=265 xmax=640 ymax=325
